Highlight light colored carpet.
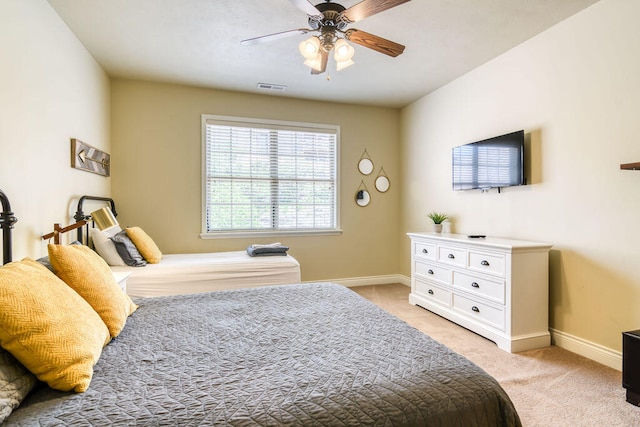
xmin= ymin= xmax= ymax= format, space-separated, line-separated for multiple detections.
xmin=352 ymin=283 xmax=640 ymax=427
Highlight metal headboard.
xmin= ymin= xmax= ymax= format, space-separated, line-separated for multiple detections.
xmin=74 ymin=195 xmax=118 ymax=243
xmin=0 ymin=189 xmax=18 ymax=264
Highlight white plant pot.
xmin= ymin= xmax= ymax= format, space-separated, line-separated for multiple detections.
xmin=432 ymin=224 xmax=443 ymax=233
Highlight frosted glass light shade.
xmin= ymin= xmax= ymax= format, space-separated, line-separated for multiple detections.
xmin=334 ymin=38 xmax=354 ymax=62
xmin=299 ymin=36 xmax=320 ymax=60
xmin=336 ymin=59 xmax=354 ymax=71
xmin=303 ymin=53 xmax=323 ymax=71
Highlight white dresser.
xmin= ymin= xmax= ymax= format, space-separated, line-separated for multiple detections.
xmin=408 ymin=232 xmax=552 ymax=353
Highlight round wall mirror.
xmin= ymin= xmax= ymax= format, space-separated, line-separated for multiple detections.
xmin=358 ymin=158 xmax=374 ymax=175
xmin=375 ymin=175 xmax=390 ymax=193
xmin=355 ymin=189 xmax=371 ymax=207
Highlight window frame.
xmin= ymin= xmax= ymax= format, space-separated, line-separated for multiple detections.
xmin=200 ymin=114 xmax=342 ymax=239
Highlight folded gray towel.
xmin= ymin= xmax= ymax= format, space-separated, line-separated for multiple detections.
xmin=247 ymin=243 xmax=289 ymax=257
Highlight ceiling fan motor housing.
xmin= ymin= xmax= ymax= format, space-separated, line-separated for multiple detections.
xmin=309 ymin=2 xmax=349 ymax=31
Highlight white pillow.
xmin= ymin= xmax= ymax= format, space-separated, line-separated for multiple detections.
xmin=89 ymin=227 xmax=126 ymax=266
xmin=101 ymin=224 xmax=122 ymax=237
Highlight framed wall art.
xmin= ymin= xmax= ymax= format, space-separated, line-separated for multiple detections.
xmin=70 ymin=138 xmax=110 ymax=177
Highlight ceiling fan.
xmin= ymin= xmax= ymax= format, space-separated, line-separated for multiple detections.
xmin=241 ymin=0 xmax=410 ymax=74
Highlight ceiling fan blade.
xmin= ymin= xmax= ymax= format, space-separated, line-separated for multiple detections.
xmin=342 ymin=0 xmax=411 ymax=23
xmin=345 ymin=29 xmax=405 ymax=57
xmin=311 ymin=50 xmax=328 ymax=75
xmin=241 ymin=28 xmax=311 ymax=46
xmin=289 ymin=0 xmax=322 ymax=17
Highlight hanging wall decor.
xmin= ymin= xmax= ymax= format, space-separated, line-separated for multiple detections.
xmin=374 ymin=167 xmax=390 ymax=193
xmin=357 ymin=149 xmax=374 ymax=175
xmin=355 ymin=180 xmax=371 ymax=207
xmin=71 ymin=138 xmax=110 ymax=177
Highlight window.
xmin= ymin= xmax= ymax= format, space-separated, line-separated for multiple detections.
xmin=201 ymin=115 xmax=340 ymax=237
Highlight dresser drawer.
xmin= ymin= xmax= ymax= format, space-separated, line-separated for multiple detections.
xmin=453 ymin=294 xmax=505 ymax=331
xmin=415 ymin=280 xmax=451 ymax=307
xmin=437 ymin=246 xmax=467 ymax=267
xmin=453 ymin=271 xmax=505 ymax=304
xmin=414 ymin=241 xmax=437 ymax=261
xmin=414 ymin=260 xmax=451 ymax=285
xmin=468 ymin=251 xmax=506 ymax=277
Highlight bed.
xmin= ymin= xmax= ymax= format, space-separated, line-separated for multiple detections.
xmin=1 ymin=190 xmax=522 ymax=426
xmin=75 ymin=195 xmax=301 ymax=297
xmin=111 ymin=251 xmax=301 ymax=297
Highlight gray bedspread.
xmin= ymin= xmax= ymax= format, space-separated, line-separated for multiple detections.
xmin=6 ymin=283 xmax=521 ymax=426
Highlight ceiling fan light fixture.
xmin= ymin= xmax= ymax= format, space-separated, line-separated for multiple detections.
xmin=299 ymin=36 xmax=320 ymax=60
xmin=303 ymin=53 xmax=324 ymax=71
xmin=336 ymin=58 xmax=354 ymax=71
xmin=334 ymin=38 xmax=354 ymax=62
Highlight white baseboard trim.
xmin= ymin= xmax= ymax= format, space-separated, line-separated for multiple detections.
xmin=550 ymin=328 xmax=622 ymax=371
xmin=305 ymin=274 xmax=410 ymax=288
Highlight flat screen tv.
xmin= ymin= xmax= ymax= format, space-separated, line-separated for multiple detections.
xmin=452 ymin=130 xmax=525 ymax=191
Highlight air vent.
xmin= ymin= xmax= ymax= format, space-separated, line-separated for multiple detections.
xmin=257 ymin=83 xmax=287 ymax=91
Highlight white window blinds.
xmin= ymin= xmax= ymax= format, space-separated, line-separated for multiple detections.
xmin=202 ymin=116 xmax=339 ymax=235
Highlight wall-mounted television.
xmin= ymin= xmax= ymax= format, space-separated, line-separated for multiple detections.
xmin=452 ymin=130 xmax=525 ymax=191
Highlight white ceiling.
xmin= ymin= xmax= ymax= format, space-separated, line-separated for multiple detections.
xmin=47 ymin=0 xmax=600 ymax=108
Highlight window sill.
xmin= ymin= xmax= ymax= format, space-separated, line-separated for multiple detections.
xmin=200 ymin=229 xmax=343 ymax=239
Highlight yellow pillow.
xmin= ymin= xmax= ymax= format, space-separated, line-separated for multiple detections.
xmin=125 ymin=226 xmax=162 ymax=264
xmin=0 ymin=258 xmax=110 ymax=392
xmin=48 ymin=244 xmax=138 ymax=338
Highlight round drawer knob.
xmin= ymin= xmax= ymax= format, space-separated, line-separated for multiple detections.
xmin=481 ymin=260 xmax=490 ymax=266
xmin=428 ymin=289 xmax=434 ymax=295
xmin=471 ymin=306 xmax=480 ymax=313
xmin=422 ymin=248 xmax=428 ymax=253
xmin=428 ymin=269 xmax=434 ymax=275
xmin=471 ymin=282 xmax=480 ymax=288
xmin=448 ymin=253 xmax=455 ymax=259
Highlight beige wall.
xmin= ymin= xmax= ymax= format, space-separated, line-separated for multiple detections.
xmin=400 ymin=0 xmax=640 ymax=353
xmin=111 ymin=80 xmax=401 ymax=281
xmin=0 ymin=0 xmax=111 ymax=260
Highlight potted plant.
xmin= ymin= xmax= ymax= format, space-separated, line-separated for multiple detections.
xmin=427 ymin=211 xmax=448 ymax=233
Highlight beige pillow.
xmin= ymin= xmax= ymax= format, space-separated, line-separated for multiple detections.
xmin=0 ymin=258 xmax=110 ymax=392
xmin=48 ymin=244 xmax=138 ymax=338
xmin=126 ymin=226 xmax=162 ymax=264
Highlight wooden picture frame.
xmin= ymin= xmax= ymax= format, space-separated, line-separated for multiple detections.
xmin=71 ymin=138 xmax=110 ymax=177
